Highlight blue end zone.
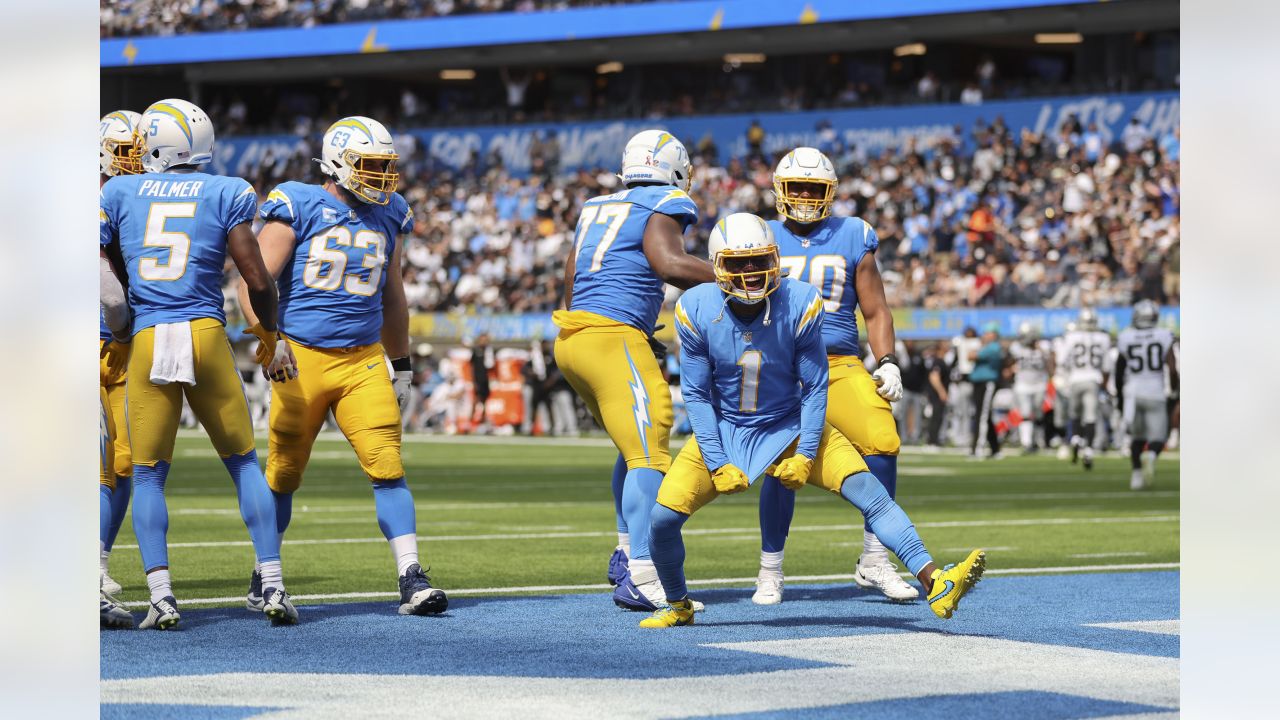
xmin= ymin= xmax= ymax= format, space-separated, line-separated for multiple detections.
xmin=102 ymin=571 xmax=1179 ymax=718
xmin=687 ymin=691 xmax=1170 ymax=720
xmin=102 ymin=705 xmax=280 ymax=720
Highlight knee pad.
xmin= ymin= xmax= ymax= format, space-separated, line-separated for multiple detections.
xmin=266 ymin=461 xmax=303 ymax=494
xmin=870 ymin=425 xmax=901 ymax=455
xmin=650 ymin=503 xmax=688 ymax=539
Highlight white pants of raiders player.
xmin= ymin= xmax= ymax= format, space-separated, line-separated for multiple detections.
xmin=1067 ymin=381 xmax=1100 ymax=425
xmin=1015 ymin=386 xmax=1046 ymax=422
xmin=1124 ymin=395 xmax=1169 ymax=443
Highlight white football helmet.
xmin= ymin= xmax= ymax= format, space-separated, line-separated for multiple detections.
xmin=707 ymin=213 xmax=780 ymax=305
xmin=1017 ymin=321 xmax=1041 ymax=343
xmin=100 ymin=110 xmax=142 ymax=177
xmin=620 ymin=129 xmax=692 ymax=193
xmin=773 ymin=147 xmax=837 ymax=224
xmin=138 ymin=99 xmax=215 ymax=172
xmin=1132 ymin=299 xmax=1159 ymax=329
xmin=319 ymin=116 xmax=400 ymax=205
xmin=1078 ymin=307 xmax=1099 ymax=330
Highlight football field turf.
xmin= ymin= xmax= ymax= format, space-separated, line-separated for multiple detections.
xmin=102 ymin=433 xmax=1180 ymax=718
xmin=106 ymin=432 xmax=1179 ymax=606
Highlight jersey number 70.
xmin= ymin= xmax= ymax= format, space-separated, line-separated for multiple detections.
xmin=781 ymin=255 xmax=846 ymax=312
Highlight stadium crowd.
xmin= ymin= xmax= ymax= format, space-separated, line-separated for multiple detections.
xmin=100 ymin=0 xmax=666 ymax=37
xmin=230 ymin=113 xmax=1179 ymax=321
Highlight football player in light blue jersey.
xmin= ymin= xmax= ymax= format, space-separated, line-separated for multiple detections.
xmin=638 ymin=214 xmax=984 ymax=628
xmin=755 ymin=146 xmax=916 ymax=605
xmin=238 ymin=116 xmax=447 ymax=616
xmin=100 ymin=99 xmax=298 ymax=629
xmin=552 ymin=129 xmax=715 ymax=611
xmin=98 ymin=109 xmax=141 ymax=626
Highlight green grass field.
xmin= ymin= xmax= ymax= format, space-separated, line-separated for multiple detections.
xmin=108 ymin=433 xmax=1179 ymax=607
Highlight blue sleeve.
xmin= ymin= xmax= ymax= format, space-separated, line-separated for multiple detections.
xmin=642 ymin=187 xmax=698 ymax=231
xmin=394 ymin=194 xmax=415 ymax=235
xmin=224 ymin=178 xmax=259 ymax=231
xmin=98 ymin=186 xmax=117 ymax=247
xmin=260 ymin=183 xmax=300 ymax=230
xmin=794 ymin=289 xmax=829 ymax=459
xmin=855 ymin=217 xmax=880 ymax=256
xmin=675 ymin=298 xmax=729 ymax=471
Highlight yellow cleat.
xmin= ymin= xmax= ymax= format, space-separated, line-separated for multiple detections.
xmin=639 ymin=599 xmax=696 ymax=628
xmin=927 ymin=549 xmax=986 ymax=619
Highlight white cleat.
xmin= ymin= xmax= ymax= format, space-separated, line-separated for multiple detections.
xmin=138 ymin=596 xmax=180 ymax=631
xmin=751 ymin=571 xmax=784 ymax=605
xmin=1130 ymin=469 xmax=1147 ymax=491
xmin=263 ymin=588 xmax=299 ymax=626
xmin=100 ymin=591 xmax=134 ymax=629
xmin=1141 ymin=450 xmax=1157 ymax=488
xmin=853 ymin=556 xmax=920 ymax=602
xmin=1056 ymin=444 xmax=1071 ymax=460
xmin=101 ymin=570 xmax=122 ymax=597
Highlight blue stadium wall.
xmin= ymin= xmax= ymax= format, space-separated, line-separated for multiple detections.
xmin=398 ymin=306 xmax=1179 ymax=344
xmin=209 ymin=91 xmax=1179 ymax=178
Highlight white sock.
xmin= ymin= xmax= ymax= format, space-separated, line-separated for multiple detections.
xmin=759 ymin=550 xmax=784 ymax=575
xmin=617 ymin=532 xmax=630 ymax=556
xmin=254 ymin=533 xmax=285 ymax=575
xmin=863 ymin=530 xmax=888 ymax=564
xmin=388 ymin=533 xmax=420 ymax=576
xmin=628 ymin=559 xmax=657 ymax=585
xmin=259 ymin=560 xmax=284 ymax=593
xmin=1019 ymin=422 xmax=1033 ymax=448
xmin=100 ymin=546 xmax=108 ymax=573
xmin=146 ymin=569 xmax=172 ymax=603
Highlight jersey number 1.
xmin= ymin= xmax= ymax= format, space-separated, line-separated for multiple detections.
xmin=738 ymin=350 xmax=762 ymax=412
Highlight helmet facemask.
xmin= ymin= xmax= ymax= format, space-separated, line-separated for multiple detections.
xmin=715 ymin=246 xmax=781 ymax=305
xmin=336 ymin=150 xmax=400 ymax=205
xmin=105 ymin=134 xmax=143 ymax=176
xmin=774 ymin=177 xmax=836 ymax=224
xmin=1133 ymin=301 xmax=1158 ymax=329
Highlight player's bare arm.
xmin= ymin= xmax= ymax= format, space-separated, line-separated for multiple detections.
xmin=560 ymin=239 xmax=577 ymax=309
xmin=856 ymin=253 xmax=895 ymax=360
xmin=229 ymin=220 xmax=296 ymax=380
xmin=642 ymin=213 xmax=714 ymax=290
xmin=383 ymin=239 xmax=414 ymax=411
xmin=236 ymin=219 xmax=295 ymax=328
xmin=382 ymin=240 xmax=410 ymax=358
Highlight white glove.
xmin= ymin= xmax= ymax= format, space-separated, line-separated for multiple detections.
xmin=263 ymin=337 xmax=298 ymax=383
xmin=394 ymin=370 xmax=413 ymax=414
xmin=872 ymin=361 xmax=903 ymax=402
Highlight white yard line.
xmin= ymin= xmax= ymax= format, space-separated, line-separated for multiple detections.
xmin=118 ymin=562 xmax=1180 ymax=608
xmin=173 ymin=428 xmax=1180 ymax=459
xmin=111 ymin=514 xmax=1177 ymax=550
xmin=164 ymin=490 xmax=1176 ymax=517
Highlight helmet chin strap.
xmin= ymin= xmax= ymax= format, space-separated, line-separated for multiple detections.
xmin=714 ymin=289 xmax=773 ymax=326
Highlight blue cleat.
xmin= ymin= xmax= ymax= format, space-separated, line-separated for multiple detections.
xmin=607 ymin=546 xmax=629 ymax=587
xmin=246 ymin=568 xmax=264 ymax=612
xmin=612 ymin=573 xmax=659 ymax=612
xmin=398 ymin=564 xmax=448 ymax=615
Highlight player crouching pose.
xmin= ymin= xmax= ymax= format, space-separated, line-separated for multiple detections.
xmin=638 ymin=214 xmax=985 ymax=628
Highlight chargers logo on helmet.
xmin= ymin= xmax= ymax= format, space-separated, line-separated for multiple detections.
xmin=138 ymin=99 xmax=215 ymax=173
xmin=319 ymin=116 xmax=400 ymax=206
